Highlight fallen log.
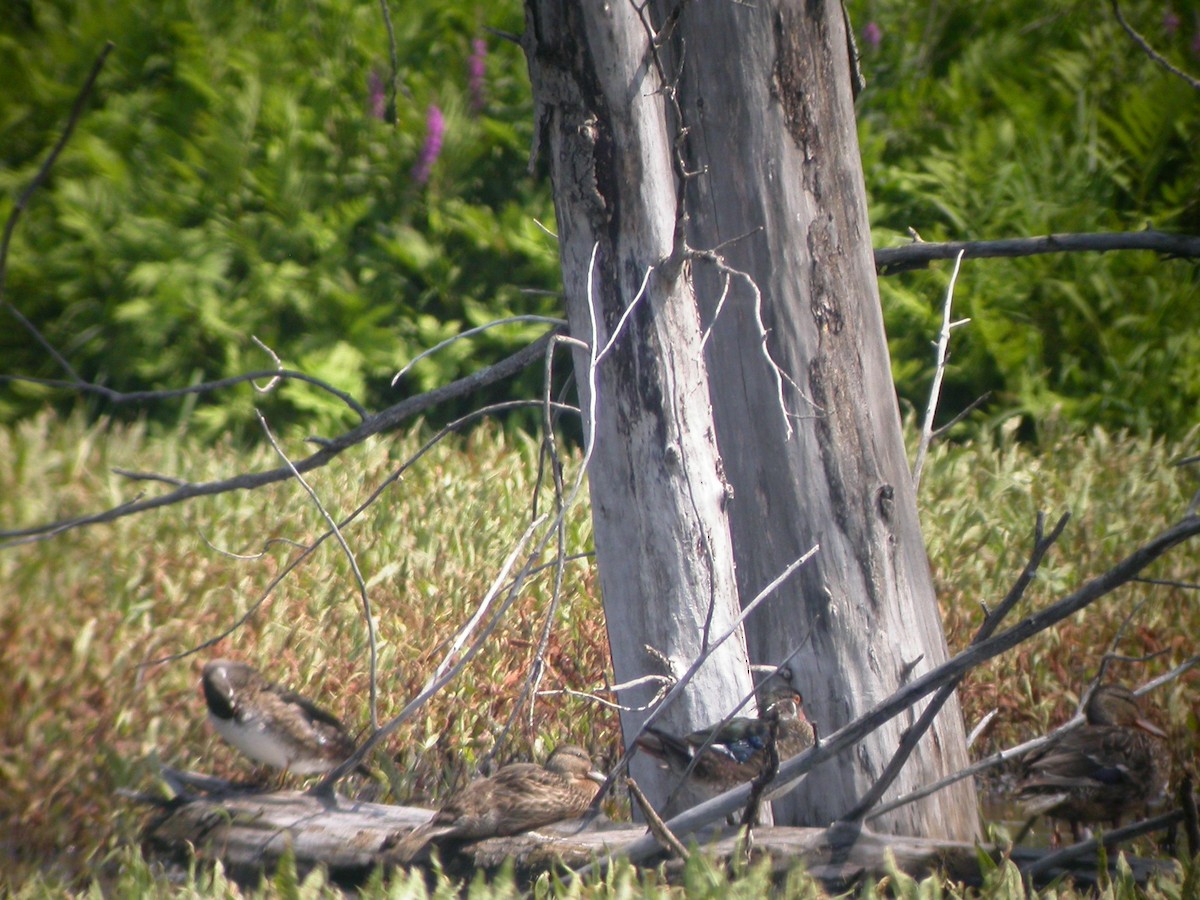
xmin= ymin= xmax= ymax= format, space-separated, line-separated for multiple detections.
xmin=139 ymin=775 xmax=1179 ymax=890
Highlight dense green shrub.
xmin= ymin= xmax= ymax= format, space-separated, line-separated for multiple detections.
xmin=1 ymin=0 xmax=560 ymax=437
xmin=852 ymin=0 xmax=1200 ymax=438
xmin=2 ymin=0 xmax=1197 ymax=439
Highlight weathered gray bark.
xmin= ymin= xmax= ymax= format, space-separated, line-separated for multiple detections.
xmin=522 ymin=3 xmax=757 ymax=815
xmin=142 ymin=788 xmax=1178 ymax=889
xmin=653 ymin=1 xmax=980 ymax=838
xmin=524 ymin=0 xmax=979 ymax=839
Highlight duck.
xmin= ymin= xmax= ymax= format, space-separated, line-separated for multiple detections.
xmin=634 ymin=686 xmax=816 ymax=795
xmin=388 ymin=744 xmax=605 ymax=862
xmin=1015 ymin=683 xmax=1169 ymax=842
xmin=201 ymin=658 xmax=364 ymax=777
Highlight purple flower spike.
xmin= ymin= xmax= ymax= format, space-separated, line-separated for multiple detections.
xmin=469 ymin=37 xmax=488 ymax=113
xmin=368 ymin=69 xmax=387 ymax=121
xmin=862 ymin=21 xmax=882 ymax=51
xmin=412 ymin=104 xmax=445 ymax=186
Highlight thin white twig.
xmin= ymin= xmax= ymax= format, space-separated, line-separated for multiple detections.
xmin=912 ymin=249 xmax=967 ymax=489
xmin=255 ymin=410 xmax=379 ymax=730
xmin=250 ymin=335 xmax=284 ymax=393
xmin=595 ymin=264 xmax=654 ymax=365
xmin=537 ymin=676 xmax=675 ymax=712
xmin=198 ymin=533 xmax=306 ymax=560
xmin=433 ymin=515 xmax=548 ymax=682
xmin=965 ymin=708 xmax=998 ymax=750
xmin=747 ymin=277 xmax=793 ymax=437
xmin=581 ymin=242 xmax=604 ymax=467
xmin=391 ymin=316 xmax=568 ymax=385
xmin=698 ymin=272 xmax=732 ymax=350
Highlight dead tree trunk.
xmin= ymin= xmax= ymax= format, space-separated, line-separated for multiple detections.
xmin=522 ymin=2 xmax=758 ymax=815
xmin=650 ymin=1 xmax=980 ymax=838
xmin=524 ymin=0 xmax=979 ymax=838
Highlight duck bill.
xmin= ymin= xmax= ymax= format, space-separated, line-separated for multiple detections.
xmin=587 ymin=769 xmax=607 ymax=785
xmin=1135 ymin=716 xmax=1167 ymax=738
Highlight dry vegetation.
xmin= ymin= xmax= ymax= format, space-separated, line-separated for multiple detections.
xmin=1 ymin=411 xmax=1197 ymax=894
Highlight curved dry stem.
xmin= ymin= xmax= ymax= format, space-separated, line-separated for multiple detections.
xmin=0 ymin=329 xmax=564 ymax=547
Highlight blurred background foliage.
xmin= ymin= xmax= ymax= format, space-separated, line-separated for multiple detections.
xmin=854 ymin=0 xmax=1200 ymax=438
xmin=1 ymin=0 xmax=1198 ymax=440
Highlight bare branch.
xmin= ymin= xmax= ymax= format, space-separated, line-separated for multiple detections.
xmin=626 ymin=776 xmax=691 ymax=860
xmin=0 ymin=328 xmax=565 ymax=546
xmin=965 ymin=709 xmax=998 ymax=750
xmin=930 ymin=392 xmax=991 ymax=440
xmin=1110 ymin=0 xmax=1200 ymax=91
xmin=1133 ymin=575 xmax=1200 ymax=591
xmin=836 ymin=511 xmax=1069 ymax=824
xmin=111 ymin=469 xmax=188 ymax=487
xmin=249 ymin=336 xmax=285 ymax=393
xmin=391 ymin=315 xmax=567 ymax=385
xmin=139 ymin=398 xmax=577 ymax=669
xmin=1183 ymin=775 xmax=1200 ymax=856
xmin=875 ymin=230 xmax=1200 ymax=275
xmin=376 ymin=0 xmax=402 ymax=123
xmin=739 ymin=710 xmax=780 ymax=831
xmin=912 ymin=250 xmax=967 ymax=489
xmin=0 ymin=369 xmax=370 ymax=419
xmin=1021 ymin=809 xmax=1185 ymax=879
xmin=581 ymin=512 xmax=1200 ymax=871
xmin=256 ymin=410 xmax=379 ymax=731
xmin=198 ymin=533 xmax=307 ymax=561
xmin=0 ymin=42 xmax=114 ymax=382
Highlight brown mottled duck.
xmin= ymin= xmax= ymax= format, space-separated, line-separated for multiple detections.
xmin=388 ymin=744 xmax=605 ymax=863
xmin=1015 ymin=684 xmax=1169 ymax=843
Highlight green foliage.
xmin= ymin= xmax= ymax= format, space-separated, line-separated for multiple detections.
xmin=852 ymin=0 xmax=1200 ymax=438
xmin=0 ymin=0 xmax=559 ymax=437
xmin=3 ymin=0 xmax=1198 ymax=443
xmin=3 ymin=0 xmax=1197 ymax=441
xmin=2 ymin=414 xmax=1197 ymax=896
xmin=14 ymin=842 xmax=1199 ymax=897
xmin=917 ymin=416 xmax=1200 ymax=751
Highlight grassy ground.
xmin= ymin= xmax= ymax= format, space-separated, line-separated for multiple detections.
xmin=1 ymin=411 xmax=1197 ymax=895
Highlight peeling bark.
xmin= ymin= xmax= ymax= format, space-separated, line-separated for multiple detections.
xmin=523 ymin=1 xmax=756 ymax=817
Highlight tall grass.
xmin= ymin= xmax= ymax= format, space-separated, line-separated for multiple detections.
xmin=1 ymin=412 xmax=1196 ymax=894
